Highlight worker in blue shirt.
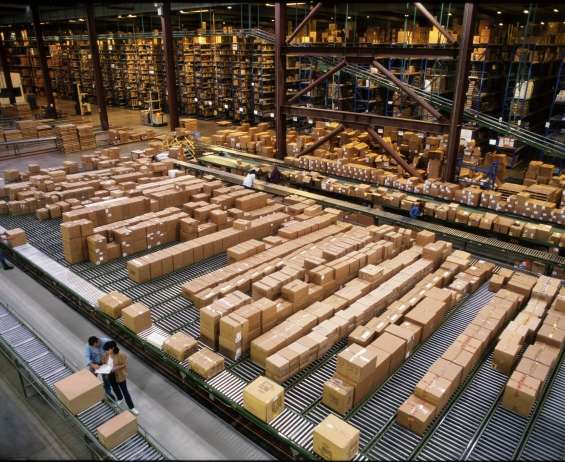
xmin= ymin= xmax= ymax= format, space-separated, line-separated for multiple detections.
xmin=409 ymin=201 xmax=424 ymax=219
xmin=85 ymin=336 xmax=116 ymax=400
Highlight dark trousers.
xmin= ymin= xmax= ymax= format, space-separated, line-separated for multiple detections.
xmin=89 ymin=365 xmax=115 ymax=400
xmin=0 ymin=249 xmax=12 ymax=269
xmin=109 ymin=373 xmax=134 ymax=409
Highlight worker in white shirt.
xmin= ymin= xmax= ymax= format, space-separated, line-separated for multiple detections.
xmin=243 ymin=169 xmax=256 ymax=189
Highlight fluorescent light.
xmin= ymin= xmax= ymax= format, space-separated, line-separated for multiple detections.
xmin=366 ymin=15 xmax=370 ymax=19
xmin=78 ymin=18 xmax=85 ymax=22
xmin=499 ymin=22 xmax=503 ymax=26
xmin=554 ymin=8 xmax=559 ymax=13
xmin=227 ymin=5 xmax=232 ymax=9
xmin=541 ymin=21 xmax=545 ymax=24
xmin=117 ymin=15 xmax=123 ymax=19
xmin=180 ymin=9 xmax=208 ymax=14
xmin=347 ymin=16 xmax=351 ymax=20
xmin=127 ymin=14 xmax=137 ymax=18
xmin=497 ymin=10 xmax=502 ymax=14
xmin=523 ymin=9 xmax=529 ymax=14
xmin=447 ymin=12 xmax=452 ymax=16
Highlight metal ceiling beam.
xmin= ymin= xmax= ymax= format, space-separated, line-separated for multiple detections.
xmin=86 ymin=2 xmax=109 ymax=131
xmin=367 ymin=127 xmax=421 ymax=178
xmin=286 ymin=1 xmax=323 ymax=45
xmin=31 ymin=4 xmax=56 ymax=117
xmin=297 ymin=124 xmax=345 ymax=157
xmin=274 ymin=2 xmax=286 ymax=159
xmin=283 ymin=106 xmax=449 ymax=134
xmin=282 ymin=45 xmax=457 ymax=59
xmin=0 ymin=36 xmax=16 ymax=104
xmin=445 ymin=2 xmax=474 ymax=182
xmin=371 ymin=59 xmax=445 ymax=121
xmin=288 ymin=59 xmax=346 ymax=104
xmin=161 ymin=0 xmax=179 ymax=130
xmin=414 ymin=2 xmax=457 ymax=44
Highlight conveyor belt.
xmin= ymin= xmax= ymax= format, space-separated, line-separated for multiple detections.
xmin=351 ymin=282 xmax=495 ymax=456
xmin=197 ymin=146 xmax=565 ymax=238
xmin=175 ymin=160 xmax=565 ymax=273
xmin=0 ymin=301 xmax=167 ymax=461
xmin=0 ymin=209 xmax=562 ymax=459
xmin=516 ymin=351 xmax=565 ymax=460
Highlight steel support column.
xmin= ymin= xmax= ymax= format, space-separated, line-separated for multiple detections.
xmin=31 ymin=5 xmax=56 ymax=117
xmin=0 ymin=37 xmax=16 ymax=105
xmin=367 ymin=127 xmax=421 ymax=177
xmin=298 ymin=124 xmax=344 ymax=157
xmin=275 ymin=2 xmax=287 ymax=159
xmin=161 ymin=0 xmax=179 ymax=130
xmin=372 ymin=59 xmax=445 ymax=121
xmin=414 ymin=2 xmax=457 ymax=44
xmin=286 ymin=2 xmax=323 ymax=44
xmin=86 ymin=3 xmax=109 ymax=131
xmin=288 ymin=59 xmax=346 ymax=104
xmin=444 ymin=3 xmax=474 ymax=182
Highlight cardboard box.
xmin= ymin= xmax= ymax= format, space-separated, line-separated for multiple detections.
xmin=323 ymin=376 xmax=355 ymax=415
xmin=121 ymin=303 xmax=152 ymax=333
xmin=188 ymin=348 xmax=225 ymax=379
xmin=515 ymin=357 xmax=551 ymax=383
xmin=163 ymin=332 xmax=197 ymax=361
xmin=523 ymin=342 xmax=560 ymax=370
xmin=536 ymin=323 xmax=565 ymax=349
xmin=243 ymin=376 xmax=284 ymax=423
xmin=492 ymin=336 xmax=522 ymax=375
xmin=336 ymin=344 xmax=378 ymax=384
xmin=313 ymin=414 xmax=360 ymax=461
xmin=414 ymin=370 xmax=457 ymax=411
xmin=98 ymin=291 xmax=132 ymax=319
xmin=397 ymin=394 xmax=437 ymax=436
xmin=96 ymin=411 xmax=138 ymax=449
xmin=53 ymin=369 xmax=104 ymax=415
xmin=501 ymin=370 xmax=541 ymax=417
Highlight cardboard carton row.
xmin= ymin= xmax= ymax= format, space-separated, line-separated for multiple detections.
xmin=500 ymin=285 xmax=565 ymax=417
xmin=201 ymin=225 xmax=381 ymax=352
xmin=127 ymin=212 xmax=288 ymax=283
xmin=262 ymin=241 xmax=451 ymax=386
xmin=323 ymin=256 xmax=492 ymax=415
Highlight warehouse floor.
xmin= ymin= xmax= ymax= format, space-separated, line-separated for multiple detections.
xmin=0 ymin=265 xmax=272 ymax=460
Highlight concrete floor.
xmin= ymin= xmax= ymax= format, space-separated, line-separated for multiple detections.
xmin=0 ymin=265 xmax=272 ymax=460
xmin=0 ymin=352 xmax=92 ymax=460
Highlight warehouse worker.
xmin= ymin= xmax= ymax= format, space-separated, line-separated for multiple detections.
xmin=0 ymin=232 xmax=14 ymax=270
xmin=409 ymin=201 xmax=424 ymax=219
xmin=243 ymin=169 xmax=256 ymax=189
xmin=85 ymin=336 xmax=116 ymax=400
xmin=103 ymin=341 xmax=139 ymax=415
xmin=268 ymin=165 xmax=282 ymax=184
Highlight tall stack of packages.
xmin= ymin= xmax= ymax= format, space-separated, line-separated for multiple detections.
xmin=76 ymin=124 xmax=96 ymax=150
xmin=36 ymin=124 xmax=56 ymax=138
xmin=56 ymin=124 xmax=81 ymax=154
xmin=15 ymin=120 xmax=39 ymax=138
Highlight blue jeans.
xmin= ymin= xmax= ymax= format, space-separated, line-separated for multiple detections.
xmin=0 ymin=249 xmax=12 ymax=269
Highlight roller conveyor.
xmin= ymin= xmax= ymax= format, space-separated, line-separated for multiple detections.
xmin=1 ymin=214 xmax=563 ymax=459
xmin=0 ymin=302 xmax=167 ymax=461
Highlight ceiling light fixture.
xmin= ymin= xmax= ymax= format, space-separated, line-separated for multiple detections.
xmin=347 ymin=16 xmax=351 ymax=20
xmin=497 ymin=10 xmax=502 ymax=14
xmin=78 ymin=18 xmax=85 ymax=22
xmin=541 ymin=21 xmax=545 ymax=24
xmin=127 ymin=14 xmax=136 ymax=18
xmin=523 ymin=9 xmax=529 ymax=14
xmin=180 ymin=9 xmax=208 ymax=14
xmin=366 ymin=15 xmax=370 ymax=19
xmin=227 ymin=5 xmax=232 ymax=9
xmin=554 ymin=8 xmax=559 ymax=13
xmin=117 ymin=15 xmax=123 ymax=18
xmin=499 ymin=22 xmax=503 ymax=26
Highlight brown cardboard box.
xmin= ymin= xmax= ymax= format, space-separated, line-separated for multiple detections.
xmin=53 ymin=369 xmax=104 ymax=415
xmin=501 ymin=370 xmax=541 ymax=417
xmin=265 ymin=353 xmax=290 ymax=383
xmin=414 ymin=370 xmax=457 ymax=410
xmin=96 ymin=411 xmax=138 ymax=449
xmin=370 ymin=332 xmax=406 ymax=372
xmin=313 ymin=414 xmax=360 ymax=461
xmin=98 ymin=291 xmax=132 ymax=319
xmin=536 ymin=323 xmax=565 ymax=349
xmin=243 ymin=376 xmax=284 ymax=423
xmin=323 ymin=376 xmax=355 ymax=415
xmin=336 ymin=344 xmax=378 ymax=384
xmin=429 ymin=357 xmax=463 ymax=389
xmin=385 ymin=323 xmax=419 ymax=359
xmin=492 ymin=335 xmax=522 ymax=375
xmin=188 ymin=348 xmax=225 ymax=379
xmin=163 ymin=332 xmax=198 ymax=361
xmin=515 ymin=357 xmax=551 ymax=383
xmin=397 ymin=394 xmax=437 ymax=436
xmin=121 ymin=303 xmax=152 ymax=333
xmin=5 ymin=228 xmax=27 ymax=247
xmin=523 ymin=342 xmax=560 ymax=370
xmin=348 ymin=326 xmax=376 ymax=346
